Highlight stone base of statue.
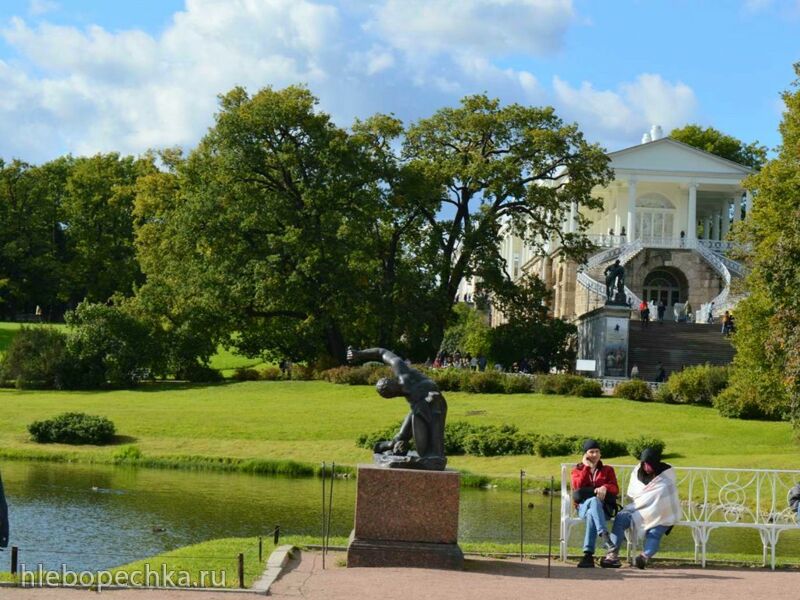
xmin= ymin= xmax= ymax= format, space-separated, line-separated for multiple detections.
xmin=575 ymin=303 xmax=631 ymax=378
xmin=347 ymin=464 xmax=463 ymax=569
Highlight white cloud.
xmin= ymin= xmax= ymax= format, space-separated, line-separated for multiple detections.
xmin=28 ymin=0 xmax=58 ymax=17
xmin=0 ymin=0 xmax=698 ymax=162
xmin=553 ymin=74 xmax=697 ymax=148
xmin=369 ymin=0 xmax=575 ymax=58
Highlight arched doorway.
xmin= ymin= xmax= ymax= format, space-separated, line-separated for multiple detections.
xmin=642 ymin=268 xmax=688 ymax=320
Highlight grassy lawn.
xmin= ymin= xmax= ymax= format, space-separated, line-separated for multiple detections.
xmin=0 ymin=379 xmax=796 ymax=480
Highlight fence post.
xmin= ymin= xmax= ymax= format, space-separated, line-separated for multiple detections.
xmin=274 ymin=524 xmax=280 ymax=545
xmin=259 ymin=536 xmax=263 ymax=563
xmin=237 ymin=553 xmax=244 ymax=589
xmin=10 ymin=546 xmax=18 ymax=575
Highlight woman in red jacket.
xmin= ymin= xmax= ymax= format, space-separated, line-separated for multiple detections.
xmin=570 ymin=439 xmax=619 ymax=568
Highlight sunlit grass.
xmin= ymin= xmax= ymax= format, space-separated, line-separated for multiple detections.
xmin=0 ymin=379 xmax=795 ymax=480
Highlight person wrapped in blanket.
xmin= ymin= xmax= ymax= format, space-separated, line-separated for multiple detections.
xmin=600 ymin=447 xmax=680 ymax=569
xmin=790 ymin=481 xmax=800 ymax=521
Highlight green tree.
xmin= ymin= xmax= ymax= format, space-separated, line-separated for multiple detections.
xmin=487 ymin=273 xmax=576 ymax=372
xmin=727 ymin=64 xmax=800 ymax=431
xmin=670 ymin=124 xmax=767 ymax=170
xmin=0 ymin=158 xmax=72 ymax=319
xmin=440 ymin=303 xmax=492 ymax=357
xmin=60 ymin=153 xmax=155 ymax=306
xmin=403 ymin=94 xmax=613 ymax=348
xmin=133 ymin=86 xmax=430 ymax=365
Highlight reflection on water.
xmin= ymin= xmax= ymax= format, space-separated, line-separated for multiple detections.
xmin=1 ymin=460 xmax=797 ymax=572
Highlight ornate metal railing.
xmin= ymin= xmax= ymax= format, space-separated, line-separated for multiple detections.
xmin=560 ymin=464 xmax=800 ymax=568
xmin=697 ymin=239 xmax=736 ymax=252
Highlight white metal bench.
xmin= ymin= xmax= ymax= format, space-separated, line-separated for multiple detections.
xmin=560 ymin=463 xmax=800 ymax=569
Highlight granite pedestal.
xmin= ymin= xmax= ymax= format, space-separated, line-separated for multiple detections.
xmin=347 ymin=464 xmax=463 ymax=569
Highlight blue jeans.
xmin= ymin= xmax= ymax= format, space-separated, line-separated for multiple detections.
xmin=578 ymin=497 xmax=608 ymax=553
xmin=610 ymin=509 xmax=669 ymax=557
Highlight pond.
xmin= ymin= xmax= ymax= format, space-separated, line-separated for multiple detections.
xmin=1 ymin=460 xmax=797 ymax=572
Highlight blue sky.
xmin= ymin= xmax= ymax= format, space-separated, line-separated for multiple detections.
xmin=0 ymin=0 xmax=797 ymax=163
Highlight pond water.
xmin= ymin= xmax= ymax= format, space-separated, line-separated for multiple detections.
xmin=1 ymin=460 xmax=797 ymax=572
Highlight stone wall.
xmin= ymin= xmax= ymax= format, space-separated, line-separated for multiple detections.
xmin=625 ymin=248 xmax=723 ymax=309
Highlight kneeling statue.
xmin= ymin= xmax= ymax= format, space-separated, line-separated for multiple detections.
xmin=347 ymin=347 xmax=447 ymax=471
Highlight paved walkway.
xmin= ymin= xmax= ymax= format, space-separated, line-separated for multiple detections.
xmin=2 ymin=551 xmax=800 ymax=600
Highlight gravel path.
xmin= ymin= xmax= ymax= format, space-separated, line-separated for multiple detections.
xmin=2 ymin=551 xmax=799 ymax=600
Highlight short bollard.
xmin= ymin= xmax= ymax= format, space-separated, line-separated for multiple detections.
xmin=259 ymin=536 xmax=263 ymax=563
xmin=274 ymin=524 xmax=281 ymax=545
xmin=10 ymin=546 xmax=18 ymax=575
xmin=237 ymin=553 xmax=244 ymax=589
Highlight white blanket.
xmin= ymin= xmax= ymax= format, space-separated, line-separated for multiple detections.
xmin=625 ymin=465 xmax=681 ymax=534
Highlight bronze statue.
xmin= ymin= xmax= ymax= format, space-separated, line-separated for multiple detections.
xmin=603 ymin=259 xmax=626 ymax=305
xmin=347 ymin=347 xmax=447 ymax=471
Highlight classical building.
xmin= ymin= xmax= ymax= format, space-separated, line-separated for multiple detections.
xmin=497 ymin=129 xmax=751 ymax=326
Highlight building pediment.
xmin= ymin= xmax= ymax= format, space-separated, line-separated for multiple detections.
xmin=608 ymin=138 xmax=752 ymax=177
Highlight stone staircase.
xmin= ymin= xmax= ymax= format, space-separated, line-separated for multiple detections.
xmin=628 ymin=321 xmax=735 ymax=381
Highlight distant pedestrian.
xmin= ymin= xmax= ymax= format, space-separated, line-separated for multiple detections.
xmin=478 ymin=355 xmax=487 ymax=372
xmin=470 ymin=356 xmax=478 ymax=371
xmin=657 ymin=300 xmax=666 ymax=323
xmin=721 ymin=311 xmax=730 ymax=335
xmin=630 ymin=364 xmax=640 ymax=379
xmin=655 ymin=362 xmax=666 ymax=383
xmin=639 ymin=301 xmax=649 ymax=328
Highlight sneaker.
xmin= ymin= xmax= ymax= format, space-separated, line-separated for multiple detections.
xmin=577 ymin=553 xmax=595 ymax=568
xmin=634 ymin=554 xmax=648 ymax=570
xmin=598 ymin=531 xmax=615 ymax=551
xmin=600 ymin=556 xmax=622 ymax=569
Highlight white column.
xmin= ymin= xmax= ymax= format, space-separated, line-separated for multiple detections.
xmin=627 ymin=179 xmax=637 ymax=240
xmin=703 ymin=216 xmax=711 ymax=240
xmin=733 ymin=193 xmax=742 ymax=223
xmin=687 ymin=183 xmax=698 ymax=240
xmin=716 ymin=210 xmax=724 ymax=241
xmin=721 ymin=202 xmax=731 ymax=239
xmin=745 ymin=190 xmax=753 ymax=216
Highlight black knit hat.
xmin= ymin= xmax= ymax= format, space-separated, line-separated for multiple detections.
xmin=640 ymin=447 xmax=662 ymax=465
xmin=582 ymin=439 xmax=600 ymax=453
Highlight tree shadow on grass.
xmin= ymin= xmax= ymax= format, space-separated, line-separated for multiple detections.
xmin=108 ymin=435 xmax=139 ymax=445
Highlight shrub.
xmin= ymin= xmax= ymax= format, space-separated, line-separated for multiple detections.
xmin=428 ymin=368 xmax=464 ymax=392
xmin=232 ymin=368 xmax=261 ymax=381
xmin=534 ymin=373 xmax=587 ymax=396
xmin=462 ymin=425 xmax=537 ymax=456
xmin=661 ymin=364 xmax=729 ymax=406
xmin=64 ymin=302 xmax=161 ymax=388
xmin=614 ymin=379 xmax=653 ymax=402
xmin=113 ymin=445 xmax=143 ymax=463
xmin=443 ymin=421 xmax=475 ymax=455
xmin=356 ymin=421 xmax=404 ymax=450
xmin=29 ymin=412 xmax=116 ymax=445
xmin=653 ymin=385 xmax=675 ymax=404
xmin=626 ymin=436 xmax=666 ymax=460
xmin=502 ymin=375 xmax=536 ymax=394
xmin=259 ymin=365 xmax=283 ymax=380
xmin=713 ymin=383 xmax=787 ymax=421
xmin=535 ymin=434 xmax=580 ymax=457
xmin=589 ymin=437 xmax=628 ymax=458
xmin=290 ymin=364 xmax=316 ymax=380
xmin=574 ymin=380 xmax=604 ymax=398
xmin=177 ymin=362 xmax=223 ymax=383
xmin=0 ymin=326 xmax=68 ymax=389
xmin=460 ymin=371 xmax=505 ymax=394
